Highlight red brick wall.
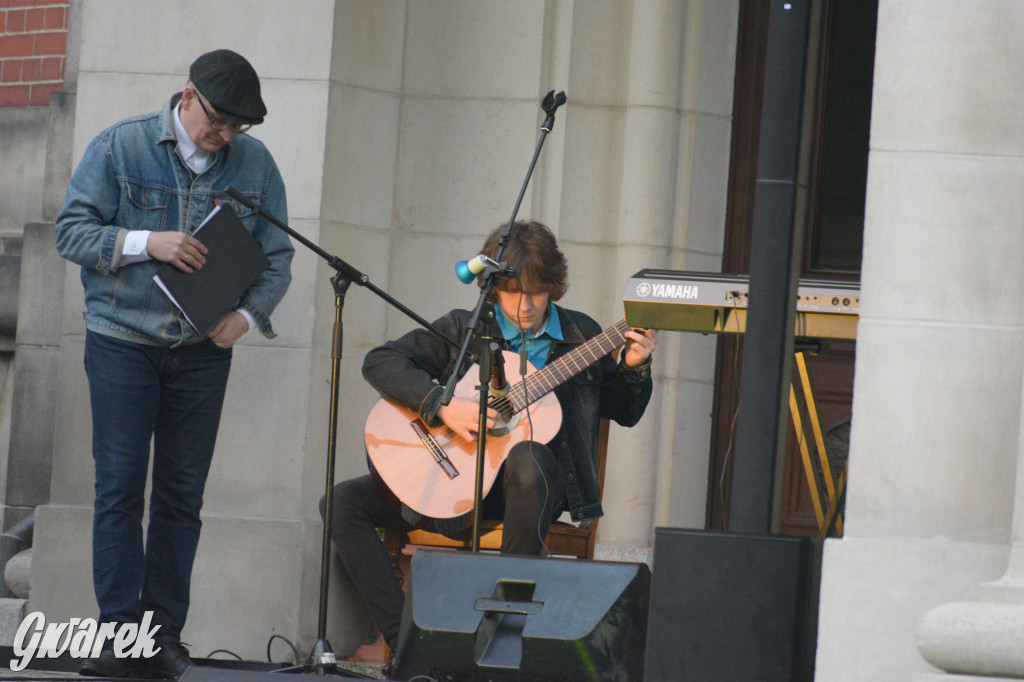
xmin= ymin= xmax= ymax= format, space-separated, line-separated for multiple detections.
xmin=0 ymin=0 xmax=68 ymax=107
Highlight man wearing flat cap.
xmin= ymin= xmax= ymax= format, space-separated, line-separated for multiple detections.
xmin=56 ymin=49 xmax=293 ymax=679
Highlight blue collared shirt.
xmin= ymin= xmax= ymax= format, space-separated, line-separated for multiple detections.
xmin=495 ymin=302 xmax=563 ymax=368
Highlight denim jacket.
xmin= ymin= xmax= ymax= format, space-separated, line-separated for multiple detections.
xmin=55 ymin=94 xmax=294 ymax=347
xmin=362 ymin=305 xmax=653 ymax=526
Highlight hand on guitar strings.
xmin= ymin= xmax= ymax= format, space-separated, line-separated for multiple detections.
xmin=437 ymin=396 xmax=501 ymax=443
xmin=623 ymin=326 xmax=658 ymax=368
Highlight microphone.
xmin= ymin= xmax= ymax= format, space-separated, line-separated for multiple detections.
xmin=224 ymin=186 xmax=255 ymax=209
xmin=489 ymin=343 xmax=508 ymax=398
xmin=454 ymin=255 xmax=511 ymax=284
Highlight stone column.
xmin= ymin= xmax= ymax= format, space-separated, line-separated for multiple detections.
xmin=4 ymin=223 xmax=64 ymax=526
xmin=916 ymin=382 xmax=1024 ymax=678
xmin=814 ymin=2 xmax=1024 ymax=679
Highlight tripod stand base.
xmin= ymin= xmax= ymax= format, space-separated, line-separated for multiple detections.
xmin=304 ymin=638 xmax=338 ymax=674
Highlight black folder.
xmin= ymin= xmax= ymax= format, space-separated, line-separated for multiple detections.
xmin=153 ymin=204 xmax=270 ymax=335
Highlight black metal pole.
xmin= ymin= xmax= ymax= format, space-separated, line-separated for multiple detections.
xmin=437 ymin=91 xmax=566 ymax=552
xmin=729 ymin=0 xmax=811 ymax=534
xmin=303 ymin=273 xmax=349 ymax=673
xmin=224 ymin=187 xmax=462 ymax=355
xmin=439 ymin=90 xmax=566 ymax=410
xmin=470 ymin=342 xmax=493 ymax=552
xmin=223 ymin=186 xmax=461 ymax=673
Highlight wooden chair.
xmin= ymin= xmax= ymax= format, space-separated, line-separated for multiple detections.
xmin=383 ymin=419 xmax=611 ymax=563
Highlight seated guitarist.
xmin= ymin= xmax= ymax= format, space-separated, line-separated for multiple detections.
xmin=323 ymin=220 xmax=658 ymax=661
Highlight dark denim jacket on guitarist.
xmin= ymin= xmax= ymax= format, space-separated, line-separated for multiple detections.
xmin=362 ymin=304 xmax=653 ymax=528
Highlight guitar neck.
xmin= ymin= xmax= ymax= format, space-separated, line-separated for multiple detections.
xmin=506 ymin=318 xmax=631 ymax=412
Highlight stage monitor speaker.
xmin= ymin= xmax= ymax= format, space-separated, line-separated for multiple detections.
xmin=393 ymin=549 xmax=651 ymax=681
xmin=643 ymin=528 xmax=823 ymax=682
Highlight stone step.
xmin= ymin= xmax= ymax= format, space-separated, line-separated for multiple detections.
xmin=0 ymin=234 xmax=22 ymax=257
xmin=0 ymin=597 xmax=26 ymax=646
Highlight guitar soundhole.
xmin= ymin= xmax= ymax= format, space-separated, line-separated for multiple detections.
xmin=487 ymin=410 xmax=520 ymax=438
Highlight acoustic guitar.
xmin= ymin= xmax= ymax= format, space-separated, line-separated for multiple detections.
xmin=364 ymin=318 xmax=631 ymax=518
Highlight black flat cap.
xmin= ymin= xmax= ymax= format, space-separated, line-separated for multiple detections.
xmin=189 ymin=49 xmax=267 ymax=125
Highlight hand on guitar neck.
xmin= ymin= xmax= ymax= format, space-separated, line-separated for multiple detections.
xmin=623 ymin=326 xmax=659 ymax=368
xmin=437 ymin=397 xmax=501 ymax=443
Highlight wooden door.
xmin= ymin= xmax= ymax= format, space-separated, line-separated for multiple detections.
xmin=707 ymin=0 xmax=877 ymax=536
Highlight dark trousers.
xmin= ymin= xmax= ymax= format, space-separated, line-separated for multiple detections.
xmin=84 ymin=330 xmax=231 ymax=643
xmin=324 ymin=440 xmax=566 ymax=650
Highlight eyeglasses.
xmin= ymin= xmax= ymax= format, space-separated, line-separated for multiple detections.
xmin=193 ymin=90 xmax=252 ymax=134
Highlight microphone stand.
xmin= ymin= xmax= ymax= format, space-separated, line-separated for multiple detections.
xmin=224 ymin=187 xmax=463 ymax=675
xmin=438 ymin=89 xmax=567 ymax=552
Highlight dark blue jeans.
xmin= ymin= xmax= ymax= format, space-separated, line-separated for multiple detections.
xmin=84 ymin=330 xmax=232 ymax=643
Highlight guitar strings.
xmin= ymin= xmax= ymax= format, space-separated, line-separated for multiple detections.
xmin=492 ymin=321 xmax=628 ymax=415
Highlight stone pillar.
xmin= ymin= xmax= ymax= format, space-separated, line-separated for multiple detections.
xmin=915 ymin=379 xmax=1024 ymax=678
xmin=814 ymin=2 xmax=1024 ymax=679
xmin=32 ymin=0 xmax=338 ymax=661
xmin=5 ymin=223 xmax=64 ymax=527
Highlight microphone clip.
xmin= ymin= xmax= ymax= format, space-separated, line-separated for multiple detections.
xmin=541 ymin=90 xmax=567 ymax=132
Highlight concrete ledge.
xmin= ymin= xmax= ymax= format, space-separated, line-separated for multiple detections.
xmin=0 ymin=597 xmax=26 ymax=646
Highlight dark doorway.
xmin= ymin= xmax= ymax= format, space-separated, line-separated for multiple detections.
xmin=707 ymin=0 xmax=877 ymax=536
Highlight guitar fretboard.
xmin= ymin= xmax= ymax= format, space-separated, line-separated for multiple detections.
xmin=504 ymin=318 xmax=631 ymax=413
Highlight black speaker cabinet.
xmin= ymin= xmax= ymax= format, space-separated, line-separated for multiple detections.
xmin=643 ymin=528 xmax=823 ymax=682
xmin=393 ymin=549 xmax=651 ymax=681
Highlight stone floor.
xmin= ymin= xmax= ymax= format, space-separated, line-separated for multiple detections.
xmin=0 ymin=647 xmax=385 ymax=680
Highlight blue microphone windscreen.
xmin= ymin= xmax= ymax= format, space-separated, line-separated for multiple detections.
xmin=454 ymin=260 xmax=475 ymax=284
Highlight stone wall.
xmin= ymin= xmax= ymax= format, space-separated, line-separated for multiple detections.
xmin=0 ymin=107 xmax=47 ymax=233
xmin=0 ymin=0 xmax=69 ymax=107
xmin=815 ymin=1 xmax=1024 ymax=678
xmin=27 ymin=0 xmax=740 ymax=660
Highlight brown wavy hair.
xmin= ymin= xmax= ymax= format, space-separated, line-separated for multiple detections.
xmin=480 ymin=220 xmax=568 ymax=301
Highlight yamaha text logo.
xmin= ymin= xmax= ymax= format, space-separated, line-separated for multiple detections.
xmin=635 ymin=282 xmax=698 ymax=300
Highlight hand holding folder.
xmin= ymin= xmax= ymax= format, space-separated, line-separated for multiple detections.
xmin=153 ymin=204 xmax=270 ymax=336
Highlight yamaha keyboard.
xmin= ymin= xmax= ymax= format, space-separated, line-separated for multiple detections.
xmin=623 ymin=269 xmax=860 ymax=340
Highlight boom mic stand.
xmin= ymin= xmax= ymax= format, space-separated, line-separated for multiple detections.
xmin=438 ymin=89 xmax=567 ymax=552
xmin=224 ymin=187 xmax=463 ymax=675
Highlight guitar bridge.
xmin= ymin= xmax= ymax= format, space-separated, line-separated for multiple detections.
xmin=410 ymin=419 xmax=459 ymax=479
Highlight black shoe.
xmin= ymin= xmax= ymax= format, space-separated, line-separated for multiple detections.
xmin=79 ymin=648 xmax=134 ymax=678
xmin=145 ymin=641 xmax=193 ymax=680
